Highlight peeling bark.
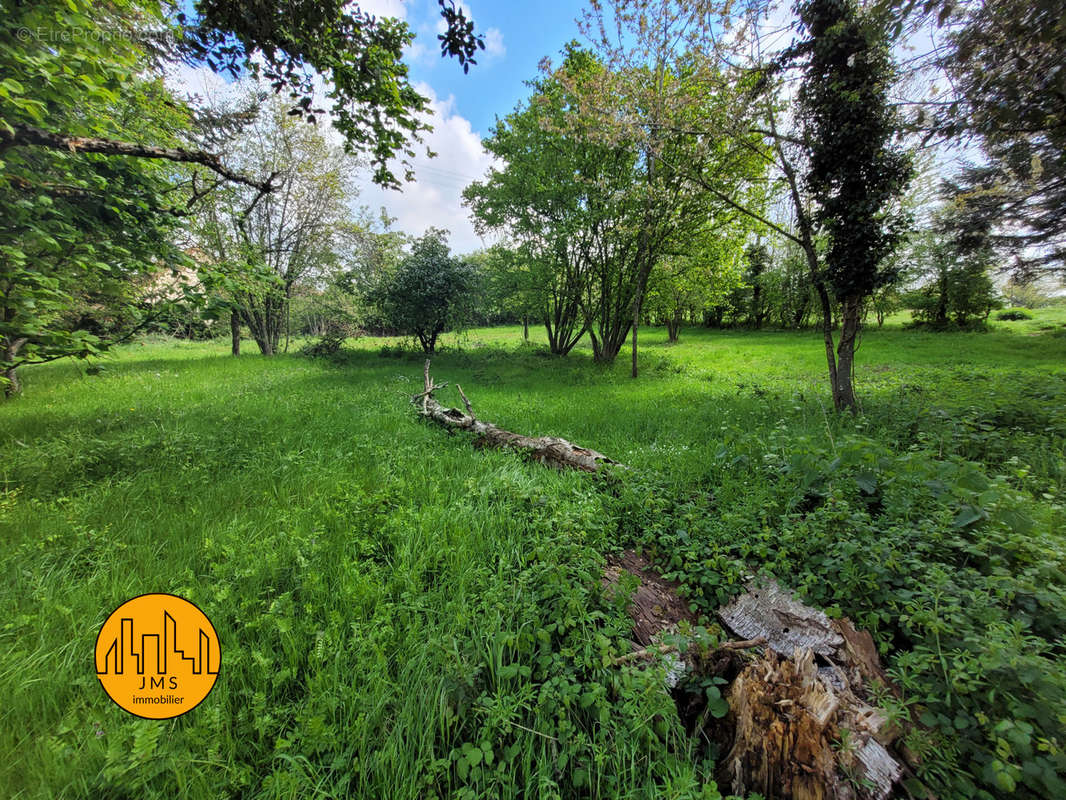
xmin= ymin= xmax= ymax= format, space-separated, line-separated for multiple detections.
xmin=411 ymin=360 xmax=621 ymax=472
xmin=603 ymin=551 xmax=699 ymax=646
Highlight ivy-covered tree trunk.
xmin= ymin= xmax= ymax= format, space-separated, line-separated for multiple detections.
xmin=789 ymin=0 xmax=911 ymax=414
xmin=230 ymin=310 xmax=240 ymax=356
xmin=833 ymin=295 xmax=862 ymax=412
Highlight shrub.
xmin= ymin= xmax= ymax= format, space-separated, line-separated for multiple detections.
xmin=368 ymin=229 xmax=480 ymax=354
xmin=997 ymin=308 xmax=1033 ymax=321
xmin=299 ymin=320 xmax=356 ymax=359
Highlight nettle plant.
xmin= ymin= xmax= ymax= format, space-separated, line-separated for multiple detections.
xmin=614 ymin=421 xmax=1065 ymax=798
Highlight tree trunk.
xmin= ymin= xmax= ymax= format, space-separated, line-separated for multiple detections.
xmin=3 ymin=365 xmax=19 ymax=398
xmin=666 ymin=315 xmax=680 ymax=343
xmin=589 ymin=330 xmax=605 ymax=362
xmin=284 ymin=298 xmax=291 ymax=353
xmin=2 ymin=337 xmax=27 ymax=398
xmin=412 ymin=361 xmax=622 ymax=472
xmin=833 ymin=295 xmax=862 ymax=412
xmin=936 ymin=269 xmax=949 ymax=326
xmin=230 ymin=310 xmax=241 ymax=356
xmin=631 ymin=300 xmax=639 ymax=378
xmin=815 ymin=281 xmax=842 ymax=405
xmin=522 ymin=316 xmax=529 ymax=341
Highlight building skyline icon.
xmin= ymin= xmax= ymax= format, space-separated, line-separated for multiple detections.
xmin=96 ymin=610 xmax=218 ymax=676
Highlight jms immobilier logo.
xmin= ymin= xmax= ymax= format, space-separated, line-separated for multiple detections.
xmin=95 ymin=593 xmax=220 ymax=719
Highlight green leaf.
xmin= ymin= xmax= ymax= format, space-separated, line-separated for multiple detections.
xmin=855 ymin=471 xmax=878 ymax=494
xmin=953 ymin=505 xmax=985 ymax=528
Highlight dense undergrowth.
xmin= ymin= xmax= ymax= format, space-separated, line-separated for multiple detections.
xmin=1 ymin=320 xmax=1064 ymax=799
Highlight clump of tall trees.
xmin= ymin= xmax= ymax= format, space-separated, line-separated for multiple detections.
xmin=1 ymin=0 xmax=484 ymax=396
xmin=464 ymin=39 xmax=767 ymax=374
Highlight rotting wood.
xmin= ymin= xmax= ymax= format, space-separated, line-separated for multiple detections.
xmin=603 ymin=551 xmax=699 ymax=645
xmin=412 ymin=360 xmax=622 ymax=472
xmin=722 ymin=647 xmax=903 ymax=800
xmin=603 ymin=560 xmax=908 ymax=800
xmin=717 ymin=578 xmax=906 ymax=799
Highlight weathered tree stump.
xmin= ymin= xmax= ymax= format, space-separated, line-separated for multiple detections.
xmin=717 ymin=579 xmax=905 ymax=800
xmin=604 ymin=562 xmax=907 ymax=800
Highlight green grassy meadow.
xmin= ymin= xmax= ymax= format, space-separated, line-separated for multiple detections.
xmin=2 ymin=314 xmax=1065 ymax=799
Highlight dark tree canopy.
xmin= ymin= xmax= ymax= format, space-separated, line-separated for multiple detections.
xmin=936 ymin=0 xmax=1066 ymax=274
xmin=370 ymin=229 xmax=479 ymax=354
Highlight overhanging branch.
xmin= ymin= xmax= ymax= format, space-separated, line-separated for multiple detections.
xmin=1 ymin=122 xmax=277 ymax=194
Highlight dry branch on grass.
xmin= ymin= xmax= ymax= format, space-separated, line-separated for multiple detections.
xmin=411 ymin=360 xmax=622 ymax=472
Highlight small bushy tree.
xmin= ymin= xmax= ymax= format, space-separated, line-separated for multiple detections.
xmin=371 ymin=229 xmax=478 ymax=353
xmin=905 ymin=204 xmax=1000 ymax=328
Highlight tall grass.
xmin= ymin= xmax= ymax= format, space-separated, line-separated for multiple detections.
xmin=2 ymin=316 xmax=1064 ymax=798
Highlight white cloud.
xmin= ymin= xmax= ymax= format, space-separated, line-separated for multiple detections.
xmin=164 ymin=62 xmax=240 ymax=104
xmin=483 ymin=27 xmax=505 ymax=59
xmin=356 ymin=82 xmax=500 ymax=254
xmin=356 ymin=0 xmax=408 ymax=21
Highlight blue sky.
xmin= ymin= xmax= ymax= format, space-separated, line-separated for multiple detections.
xmin=399 ymin=0 xmax=586 ymax=133
xmin=353 ymin=0 xmax=589 ymax=252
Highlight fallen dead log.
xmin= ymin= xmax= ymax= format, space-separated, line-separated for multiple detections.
xmin=603 ymin=551 xmax=700 ymax=645
xmin=411 ymin=360 xmax=622 ymax=472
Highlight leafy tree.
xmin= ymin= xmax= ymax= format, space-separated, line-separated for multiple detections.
xmin=568 ymin=4 xmax=769 ymax=374
xmin=786 ymin=0 xmax=912 ymax=410
xmin=904 ymin=205 xmax=1000 ymax=328
xmin=868 ymin=283 xmax=903 ymax=327
xmin=645 ymin=227 xmax=749 ymax=342
xmin=0 ymin=0 xmax=484 ymax=393
xmin=466 ymin=246 xmax=538 ymax=334
xmin=464 ymin=47 xmax=629 ymax=357
xmin=756 ymin=243 xmax=819 ymax=330
xmin=743 ymin=243 xmax=771 ymax=329
xmin=370 ymin=229 xmax=478 ymax=353
xmin=3 ymin=0 xmax=484 ymax=189
xmin=589 ymin=0 xmax=908 ymax=407
xmin=922 ymin=0 xmax=1066 ymax=275
xmin=195 ymin=94 xmax=355 ymax=356
xmin=0 ymin=2 xmax=194 ymax=396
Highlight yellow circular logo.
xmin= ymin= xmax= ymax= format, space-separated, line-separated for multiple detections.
xmin=95 ymin=593 xmax=220 ymax=719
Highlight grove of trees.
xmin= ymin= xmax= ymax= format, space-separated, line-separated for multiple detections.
xmin=3 ymin=0 xmax=1063 ymax=409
